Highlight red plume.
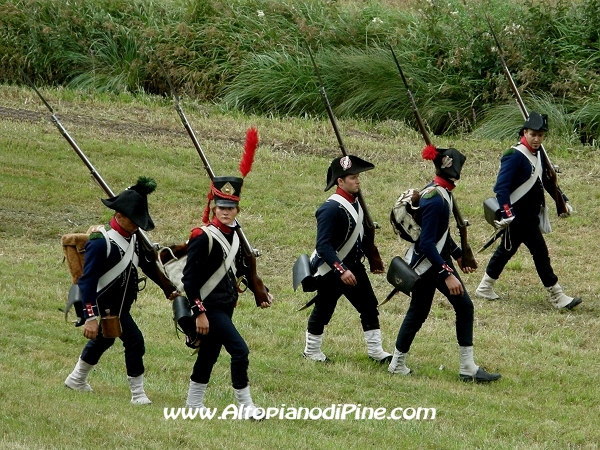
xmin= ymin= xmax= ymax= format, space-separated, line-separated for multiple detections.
xmin=422 ymin=144 xmax=438 ymax=161
xmin=239 ymin=127 xmax=258 ymax=177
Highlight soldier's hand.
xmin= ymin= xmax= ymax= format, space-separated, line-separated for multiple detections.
xmin=340 ymin=270 xmax=357 ymax=286
xmin=196 ymin=314 xmax=209 ymax=335
xmin=259 ymin=293 xmax=273 ymax=309
xmin=83 ymin=319 xmax=99 ymax=340
xmin=444 ymin=274 xmax=464 ymax=296
xmin=457 ymin=257 xmax=477 ymax=274
xmin=559 ymin=202 xmax=574 ymax=218
xmin=494 ymin=216 xmax=514 ymax=229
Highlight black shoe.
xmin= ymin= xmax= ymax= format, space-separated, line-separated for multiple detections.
xmin=459 ymin=367 xmax=501 ymax=383
xmin=565 ymin=297 xmax=582 ymax=310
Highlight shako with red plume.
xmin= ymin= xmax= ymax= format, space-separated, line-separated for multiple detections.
xmin=202 ymin=127 xmax=260 ymax=224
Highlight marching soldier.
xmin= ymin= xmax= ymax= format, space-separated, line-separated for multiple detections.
xmin=475 ymin=112 xmax=582 ymax=310
xmin=64 ymin=177 xmax=172 ymax=404
xmin=388 ymin=146 xmax=501 ymax=382
xmin=181 ymin=175 xmax=272 ymax=418
xmin=302 ymin=155 xmax=392 ymax=363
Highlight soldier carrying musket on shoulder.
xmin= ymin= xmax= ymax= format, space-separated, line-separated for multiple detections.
xmin=475 ymin=112 xmax=582 ymax=310
xmin=64 ymin=177 xmax=166 ymax=404
xmin=301 ymin=155 xmax=393 ymax=364
xmin=388 ymin=146 xmax=501 ymax=383
xmin=180 ymin=129 xmax=272 ymax=419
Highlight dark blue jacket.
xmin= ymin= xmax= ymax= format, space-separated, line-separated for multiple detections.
xmin=494 ymin=143 xmax=568 ymax=219
xmin=78 ymin=228 xmax=139 ymax=319
xmin=182 ymin=221 xmax=248 ymax=312
xmin=311 ymin=189 xmax=364 ymax=277
xmin=410 ymin=184 xmax=462 ymax=278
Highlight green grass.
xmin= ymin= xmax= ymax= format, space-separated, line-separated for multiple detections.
xmin=1 ymin=85 xmax=599 ymax=449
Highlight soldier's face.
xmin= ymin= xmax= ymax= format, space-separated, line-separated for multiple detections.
xmin=115 ymin=213 xmax=139 ymax=234
xmin=338 ymin=174 xmax=360 ymax=194
xmin=524 ymin=129 xmax=545 ymax=150
xmin=215 ymin=206 xmax=239 ymax=226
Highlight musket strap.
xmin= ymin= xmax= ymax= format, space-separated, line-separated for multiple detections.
xmin=312 ymin=194 xmax=364 ymax=276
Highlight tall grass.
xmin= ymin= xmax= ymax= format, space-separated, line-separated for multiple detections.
xmin=1 ymin=0 xmax=600 ymax=140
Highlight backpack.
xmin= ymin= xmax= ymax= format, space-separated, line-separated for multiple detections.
xmin=60 ymin=225 xmax=108 ymax=326
xmin=390 ymin=188 xmax=431 ymax=242
xmin=61 ymin=225 xmax=108 ymax=284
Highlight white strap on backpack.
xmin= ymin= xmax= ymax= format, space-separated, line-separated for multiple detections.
xmin=404 ymin=186 xmax=452 ymax=275
xmin=158 ymin=226 xmax=213 ymax=293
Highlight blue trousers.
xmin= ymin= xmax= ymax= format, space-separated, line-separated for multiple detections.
xmin=81 ymin=311 xmax=145 ymax=377
xmin=395 ymin=260 xmax=474 ymax=353
xmin=307 ymin=264 xmax=380 ymax=335
xmin=190 ymin=306 xmax=250 ymax=390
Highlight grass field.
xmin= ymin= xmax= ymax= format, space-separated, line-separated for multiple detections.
xmin=1 ymin=85 xmax=599 ymax=449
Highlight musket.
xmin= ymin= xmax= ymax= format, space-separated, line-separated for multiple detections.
xmin=22 ymin=71 xmax=176 ymax=298
xmin=306 ymin=45 xmax=385 ymax=274
xmin=155 ymin=58 xmax=270 ymax=307
xmin=477 ymin=228 xmax=506 ymax=254
xmin=485 ymin=15 xmax=568 ymax=216
xmin=388 ymin=44 xmax=478 ymax=270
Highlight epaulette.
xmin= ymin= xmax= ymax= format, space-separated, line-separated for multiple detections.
xmin=423 ymin=189 xmax=439 ymax=199
xmin=189 ymin=227 xmax=204 ymax=240
xmin=502 ymin=148 xmax=516 ymax=157
xmin=88 ymin=231 xmax=104 ymax=240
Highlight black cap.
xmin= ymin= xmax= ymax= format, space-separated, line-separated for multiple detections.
xmin=212 ymin=176 xmax=243 ymax=207
xmin=435 ymin=147 xmax=466 ymax=181
xmin=101 ymin=176 xmax=156 ymax=231
xmin=422 ymin=145 xmax=466 ymax=181
xmin=519 ymin=111 xmax=549 ymax=136
xmin=324 ymin=155 xmax=374 ymax=191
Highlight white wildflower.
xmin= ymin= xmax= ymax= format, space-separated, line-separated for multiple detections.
xmin=257 ymin=10 xmax=265 ymax=18
xmin=372 ymin=17 xmax=383 ymax=24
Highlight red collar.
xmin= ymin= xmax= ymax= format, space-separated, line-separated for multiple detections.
xmin=433 ymin=176 xmax=455 ymax=191
xmin=520 ymin=136 xmax=536 ymax=153
xmin=110 ymin=216 xmax=133 ymax=238
xmin=210 ymin=216 xmax=234 ymax=234
xmin=335 ymin=187 xmax=357 ymax=203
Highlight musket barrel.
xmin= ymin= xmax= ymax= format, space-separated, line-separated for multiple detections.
xmin=485 ymin=15 xmax=568 ymax=216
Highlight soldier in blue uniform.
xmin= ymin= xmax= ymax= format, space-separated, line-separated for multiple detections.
xmin=475 ymin=112 xmax=581 ymax=310
xmin=65 ymin=177 xmax=174 ymax=404
xmin=302 ymin=155 xmax=392 ymax=364
xmin=181 ymin=176 xmax=272 ymax=418
xmin=388 ymin=146 xmax=501 ymax=382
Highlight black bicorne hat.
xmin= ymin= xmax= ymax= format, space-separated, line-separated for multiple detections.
xmin=519 ymin=111 xmax=549 ymax=136
xmin=324 ymin=155 xmax=374 ymax=191
xmin=422 ymin=145 xmax=466 ymax=181
xmin=101 ymin=176 xmax=157 ymax=231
